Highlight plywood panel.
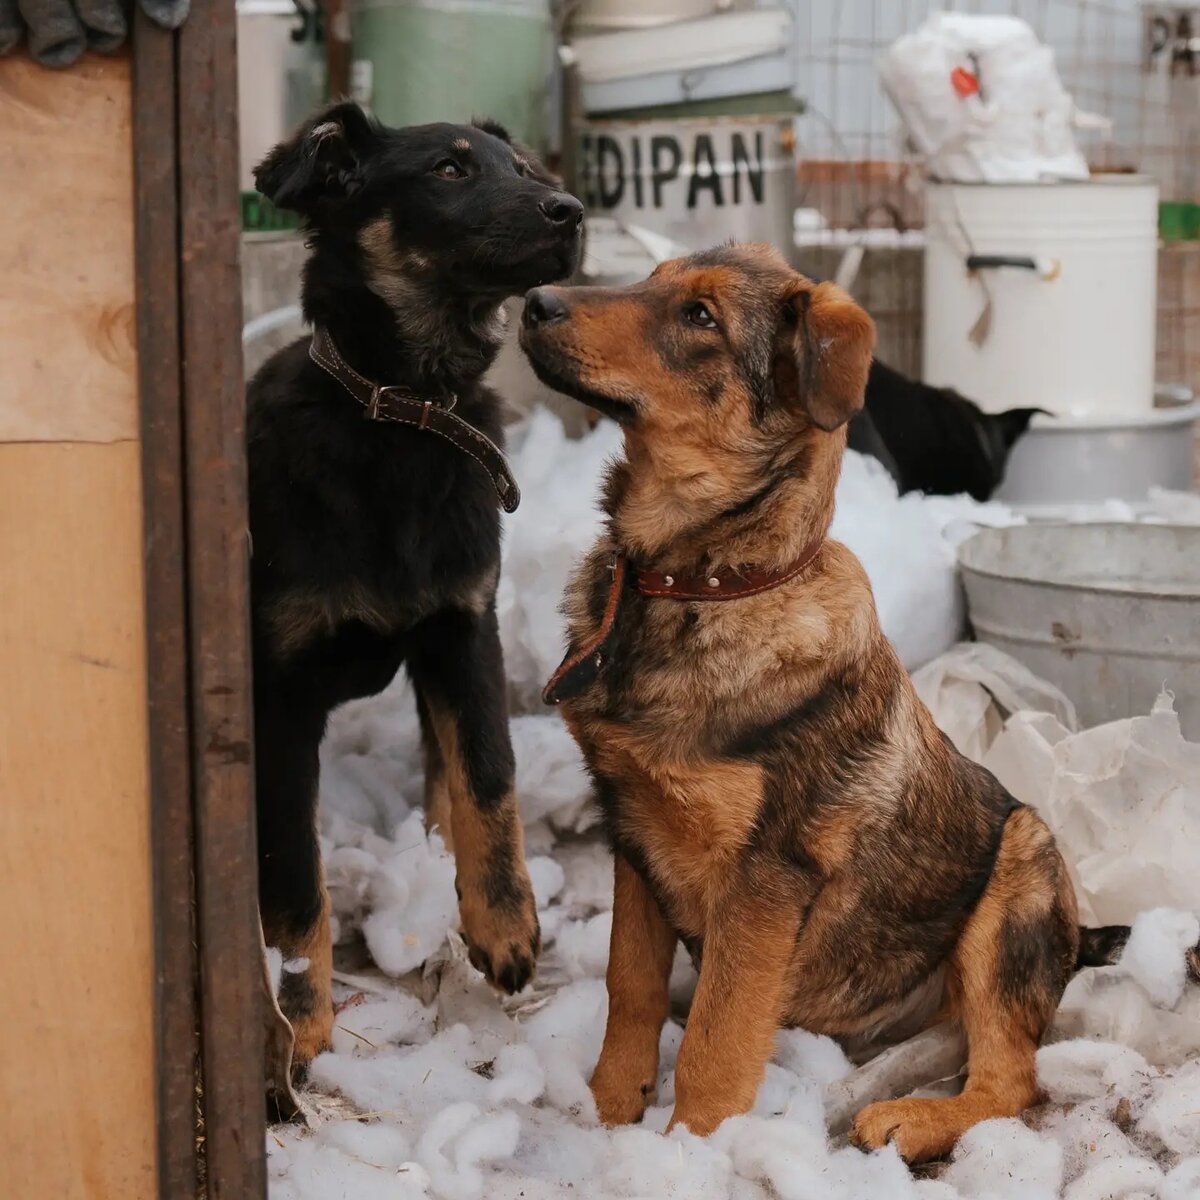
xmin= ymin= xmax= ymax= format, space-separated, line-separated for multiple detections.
xmin=0 ymin=55 xmax=137 ymax=443
xmin=0 ymin=442 xmax=156 ymax=1196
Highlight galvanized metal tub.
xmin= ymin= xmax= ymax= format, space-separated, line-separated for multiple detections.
xmin=994 ymin=400 xmax=1200 ymax=507
xmin=575 ymin=113 xmax=795 ymax=252
xmin=958 ymin=523 xmax=1200 ymax=738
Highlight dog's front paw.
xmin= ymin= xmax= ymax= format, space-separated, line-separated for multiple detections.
xmin=460 ymin=879 xmax=541 ymax=995
xmin=851 ymin=1098 xmax=961 ymax=1164
xmin=591 ymin=1063 xmax=654 ymax=1127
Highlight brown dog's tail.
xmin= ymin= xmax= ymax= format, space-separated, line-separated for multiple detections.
xmin=1076 ymin=924 xmax=1200 ymax=981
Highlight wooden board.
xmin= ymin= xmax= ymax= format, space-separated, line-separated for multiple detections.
xmin=0 ymin=441 xmax=157 ymax=1199
xmin=0 ymin=55 xmax=137 ymax=443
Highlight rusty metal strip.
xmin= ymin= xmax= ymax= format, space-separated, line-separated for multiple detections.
xmin=132 ymin=13 xmax=201 ymax=1198
xmin=176 ymin=0 xmax=266 ymax=1194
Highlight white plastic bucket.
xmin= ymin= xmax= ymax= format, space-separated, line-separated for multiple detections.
xmin=923 ymin=178 xmax=1159 ymax=418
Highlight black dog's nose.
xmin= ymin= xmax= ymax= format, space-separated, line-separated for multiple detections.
xmin=524 ymin=288 xmax=570 ymax=327
xmin=538 ymin=192 xmax=584 ymax=228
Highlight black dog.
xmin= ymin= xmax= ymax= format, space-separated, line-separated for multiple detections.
xmin=849 ymin=360 xmax=1042 ymax=500
xmin=248 ymin=101 xmax=582 ymax=1076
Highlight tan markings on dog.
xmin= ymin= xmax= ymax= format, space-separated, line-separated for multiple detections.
xmin=452 ymin=137 xmax=471 ymax=152
xmin=607 ymin=750 xmax=764 ymax=933
xmin=267 ymin=583 xmax=399 ymax=656
xmin=418 ymin=694 xmax=455 ymax=852
xmin=522 ymin=243 xmax=1083 ymax=1161
xmin=263 ymin=874 xmax=333 ymax=1067
xmin=359 ymin=216 xmax=433 ymax=313
xmin=591 ymin=854 xmax=678 ymax=1126
xmin=427 ymin=703 xmax=539 ymax=991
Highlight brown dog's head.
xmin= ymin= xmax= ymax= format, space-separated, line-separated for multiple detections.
xmin=518 ymin=243 xmax=875 ymax=442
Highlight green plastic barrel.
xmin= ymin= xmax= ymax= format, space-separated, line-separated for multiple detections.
xmin=354 ymin=0 xmax=552 ymax=150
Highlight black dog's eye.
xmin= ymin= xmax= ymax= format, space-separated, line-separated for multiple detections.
xmin=433 ymin=160 xmax=466 ymax=180
xmin=685 ymin=302 xmax=717 ymax=330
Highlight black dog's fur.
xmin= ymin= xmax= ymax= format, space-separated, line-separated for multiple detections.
xmin=248 ymin=102 xmax=581 ymax=1074
xmin=849 ymin=360 xmax=1042 ymax=500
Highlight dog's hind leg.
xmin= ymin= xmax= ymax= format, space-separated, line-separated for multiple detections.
xmin=417 ymin=689 xmax=454 ymax=852
xmin=853 ymin=806 xmax=1079 ymax=1163
xmin=255 ymin=677 xmax=334 ymax=1081
xmin=591 ymin=853 xmax=677 ymax=1126
xmin=409 ymin=605 xmax=540 ymax=994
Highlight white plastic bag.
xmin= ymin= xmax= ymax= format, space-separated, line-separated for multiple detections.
xmin=879 ymin=13 xmax=1108 ymax=183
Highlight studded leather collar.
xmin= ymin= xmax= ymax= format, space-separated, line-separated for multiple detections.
xmin=543 ymin=538 xmax=825 ymax=705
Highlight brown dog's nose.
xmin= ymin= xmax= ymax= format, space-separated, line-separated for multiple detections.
xmin=524 ymin=288 xmax=570 ymax=327
xmin=538 ymin=192 xmax=584 ymax=228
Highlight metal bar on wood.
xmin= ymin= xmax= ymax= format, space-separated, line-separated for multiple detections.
xmin=133 ymin=10 xmax=201 ymax=1197
xmin=134 ymin=0 xmax=265 ymax=1194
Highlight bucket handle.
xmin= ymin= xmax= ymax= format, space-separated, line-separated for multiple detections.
xmin=966 ymin=254 xmax=1061 ymax=281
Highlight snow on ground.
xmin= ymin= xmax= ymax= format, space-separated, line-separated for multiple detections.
xmin=269 ymin=410 xmax=1200 ymax=1199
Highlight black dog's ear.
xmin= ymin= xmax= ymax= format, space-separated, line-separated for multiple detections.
xmin=254 ymin=101 xmax=381 ymax=215
xmin=472 ymin=116 xmax=512 ymax=143
xmin=779 ymin=280 xmax=876 ymax=431
xmin=473 ymin=115 xmax=565 ymax=189
xmin=993 ymin=406 xmax=1048 ymax=448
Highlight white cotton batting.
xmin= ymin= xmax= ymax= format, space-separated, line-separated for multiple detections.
xmin=1036 ymin=1038 xmax=1153 ymax=1105
xmin=417 ymin=1102 xmax=520 ymax=1200
xmin=330 ymin=993 xmax=434 ymax=1056
xmin=526 ymin=854 xmax=565 ymax=910
xmin=1118 ymin=908 xmax=1200 ymax=1010
xmin=1062 ymin=1156 xmax=1164 ymax=1200
xmin=1163 ymin=1157 xmax=1200 ymax=1200
xmin=1139 ymin=1060 xmax=1200 ymax=1157
xmin=941 ymin=1118 xmax=1064 ymax=1200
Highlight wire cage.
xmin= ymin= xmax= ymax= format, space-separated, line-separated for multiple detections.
xmin=789 ymin=0 xmax=1200 ymax=393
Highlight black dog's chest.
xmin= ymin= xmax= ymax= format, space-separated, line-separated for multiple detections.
xmin=248 ymin=370 xmax=503 ymax=642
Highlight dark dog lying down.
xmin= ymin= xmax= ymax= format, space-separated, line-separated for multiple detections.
xmin=518 ymin=243 xmax=1188 ymax=1162
xmin=849 ymin=360 xmax=1042 ymax=501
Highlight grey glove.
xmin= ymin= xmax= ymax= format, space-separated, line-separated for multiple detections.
xmin=0 ymin=0 xmax=24 ymax=56
xmin=1 ymin=0 xmax=189 ymax=67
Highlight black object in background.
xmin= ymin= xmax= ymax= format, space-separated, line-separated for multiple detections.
xmin=850 ymin=359 xmax=1043 ymax=501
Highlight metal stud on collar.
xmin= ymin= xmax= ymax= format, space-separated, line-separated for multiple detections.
xmin=707 ymin=576 xmax=721 ymax=589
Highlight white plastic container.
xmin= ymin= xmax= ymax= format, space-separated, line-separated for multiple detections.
xmin=923 ymin=178 xmax=1159 ymax=418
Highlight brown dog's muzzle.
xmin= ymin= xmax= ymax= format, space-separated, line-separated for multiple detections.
xmin=523 ymin=286 xmax=572 ymax=328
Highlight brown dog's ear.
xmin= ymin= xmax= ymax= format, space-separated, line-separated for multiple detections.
xmin=254 ymin=101 xmax=381 ymax=216
xmin=782 ymin=281 xmax=876 ymax=431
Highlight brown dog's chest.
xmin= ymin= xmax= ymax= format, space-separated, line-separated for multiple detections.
xmin=572 ymin=713 xmax=766 ymax=939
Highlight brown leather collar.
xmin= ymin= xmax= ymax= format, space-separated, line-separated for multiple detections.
xmin=308 ymin=326 xmax=520 ymax=513
xmin=542 ymin=538 xmax=824 ymax=705
xmin=635 ymin=536 xmax=825 ymax=600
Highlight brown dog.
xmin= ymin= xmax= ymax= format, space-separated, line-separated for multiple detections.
xmin=517 ymin=244 xmax=1108 ymax=1163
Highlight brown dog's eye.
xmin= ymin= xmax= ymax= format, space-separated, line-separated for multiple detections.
xmin=433 ymin=160 xmax=466 ymax=180
xmin=685 ymin=302 xmax=717 ymax=330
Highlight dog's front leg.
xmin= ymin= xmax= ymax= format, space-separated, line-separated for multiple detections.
xmin=591 ymin=852 xmax=677 ymax=1126
xmin=409 ymin=605 xmax=539 ymax=994
xmin=668 ymin=881 xmax=801 ymax=1137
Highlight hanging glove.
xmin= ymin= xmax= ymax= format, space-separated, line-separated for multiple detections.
xmin=1 ymin=0 xmax=190 ymax=68
xmin=0 ymin=0 xmax=24 ymax=55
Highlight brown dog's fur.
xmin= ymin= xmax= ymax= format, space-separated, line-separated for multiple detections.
xmin=519 ymin=244 xmax=1081 ymax=1162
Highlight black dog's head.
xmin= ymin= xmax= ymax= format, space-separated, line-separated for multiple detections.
xmin=255 ymin=102 xmax=582 ymax=301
